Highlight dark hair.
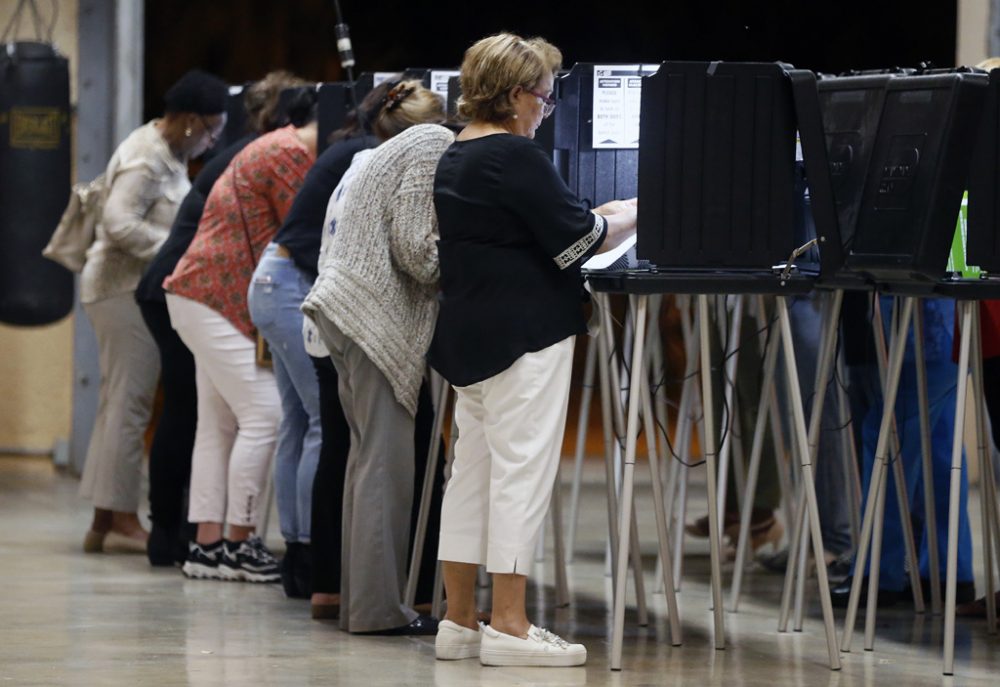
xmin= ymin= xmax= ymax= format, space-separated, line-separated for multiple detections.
xmin=328 ymin=81 xmax=395 ymax=145
xmin=280 ymin=86 xmax=319 ymax=128
xmin=164 ymin=69 xmax=228 ymax=115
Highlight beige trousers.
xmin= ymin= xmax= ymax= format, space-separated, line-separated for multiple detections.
xmin=79 ymin=292 xmax=160 ymax=512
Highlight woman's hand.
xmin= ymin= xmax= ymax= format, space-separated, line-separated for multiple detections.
xmin=593 ymin=199 xmax=638 ymax=254
xmin=593 ymin=197 xmax=637 ymax=217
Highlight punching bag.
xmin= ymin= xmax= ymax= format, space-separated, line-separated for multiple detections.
xmin=0 ymin=41 xmax=73 ymax=325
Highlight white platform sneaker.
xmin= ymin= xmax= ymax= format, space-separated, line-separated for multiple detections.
xmin=435 ymin=620 xmax=483 ymax=660
xmin=479 ymin=624 xmax=587 ymax=667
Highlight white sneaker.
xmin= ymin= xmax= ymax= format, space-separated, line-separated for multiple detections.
xmin=479 ymin=624 xmax=587 ymax=667
xmin=435 ymin=619 xmax=482 ymax=660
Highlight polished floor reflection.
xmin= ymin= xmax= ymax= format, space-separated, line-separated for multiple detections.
xmin=1 ymin=455 xmax=998 ymax=686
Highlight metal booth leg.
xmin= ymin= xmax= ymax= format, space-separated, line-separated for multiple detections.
xmin=943 ymin=300 xmax=974 ymax=675
xmin=405 ymin=371 xmax=449 ymax=607
xmin=567 ymin=335 xmax=598 ymax=564
xmin=698 ymin=294 xmax=727 ymax=650
xmin=913 ymin=304 xmax=942 ymax=616
xmin=610 ymin=294 xmax=650 ymax=670
xmin=730 ymin=296 xmax=782 ymax=612
xmin=775 ymin=296 xmax=842 ymax=670
xmin=878 ymin=298 xmax=926 ymax=613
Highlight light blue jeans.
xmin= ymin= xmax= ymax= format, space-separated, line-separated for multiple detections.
xmin=248 ymin=243 xmax=321 ymax=544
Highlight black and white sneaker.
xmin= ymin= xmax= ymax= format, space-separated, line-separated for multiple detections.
xmin=218 ymin=535 xmax=281 ymax=583
xmin=182 ymin=540 xmax=224 ymax=580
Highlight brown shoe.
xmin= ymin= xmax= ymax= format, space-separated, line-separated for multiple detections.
xmin=311 ymin=602 xmax=340 ymax=620
xmin=956 ymin=591 xmax=1000 ymax=618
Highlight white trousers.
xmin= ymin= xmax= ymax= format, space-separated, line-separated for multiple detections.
xmin=438 ymin=336 xmax=575 ymax=574
xmin=166 ymin=294 xmax=279 ymax=528
xmin=79 ymin=292 xmax=160 ymax=512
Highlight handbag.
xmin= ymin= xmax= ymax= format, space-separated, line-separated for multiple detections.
xmin=42 ymin=173 xmax=106 ymax=272
xmin=230 ymin=164 xmax=273 ymax=368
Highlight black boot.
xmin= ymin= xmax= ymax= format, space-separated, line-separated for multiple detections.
xmin=147 ymin=523 xmax=177 ymax=567
xmin=292 ymin=543 xmax=313 ymax=599
xmin=281 ymin=543 xmax=300 ymax=598
xmin=830 ymin=576 xmax=902 ymax=608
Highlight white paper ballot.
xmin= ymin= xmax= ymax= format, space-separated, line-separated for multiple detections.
xmin=430 ymin=70 xmax=460 ymax=104
xmin=373 ymin=72 xmax=402 ymax=88
xmin=592 ymin=65 xmax=658 ymax=150
xmin=582 ymin=232 xmax=637 ymax=270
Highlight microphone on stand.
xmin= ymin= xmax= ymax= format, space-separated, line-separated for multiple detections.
xmin=332 ymin=1 xmax=360 ymax=113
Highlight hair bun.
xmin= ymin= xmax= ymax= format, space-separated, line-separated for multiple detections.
xmin=384 ymin=83 xmax=417 ymax=112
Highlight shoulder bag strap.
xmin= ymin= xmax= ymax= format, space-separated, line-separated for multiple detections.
xmin=231 ymin=161 xmax=258 ymax=269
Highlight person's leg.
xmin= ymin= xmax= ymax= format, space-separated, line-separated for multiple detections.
xmin=483 ymin=337 xmax=575 ymax=637
xmin=264 ymin=350 xmax=306 ymax=544
xmin=213 ymin=339 xmax=280 ymax=539
xmin=140 ymin=298 xmax=198 ymax=563
xmin=315 ymin=313 xmax=417 ymax=632
xmin=439 ymin=381 xmax=492 ymax=630
xmin=79 ymin=301 xmax=113 ymax=542
xmin=918 ymin=361 xmax=974 ymax=592
xmin=167 ymin=294 xmax=237 ymax=545
xmin=249 ymin=254 xmax=322 ymax=548
xmin=79 ymin=294 xmax=160 ymax=539
xmin=789 ymin=294 xmax=853 ymax=558
xmin=309 ymin=354 xmax=348 ymax=608
xmin=861 ymin=364 xmax=921 ymax=593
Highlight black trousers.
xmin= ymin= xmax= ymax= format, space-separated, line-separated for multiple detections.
xmin=310 ymin=355 xmax=445 ymax=603
xmin=137 ymin=298 xmax=197 ymax=529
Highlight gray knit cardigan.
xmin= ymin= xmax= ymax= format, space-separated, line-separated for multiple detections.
xmin=302 ymin=124 xmax=455 ymax=416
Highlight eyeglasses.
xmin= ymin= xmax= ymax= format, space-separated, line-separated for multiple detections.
xmin=526 ymin=89 xmax=556 ymax=118
xmin=199 ymin=115 xmax=223 ymax=146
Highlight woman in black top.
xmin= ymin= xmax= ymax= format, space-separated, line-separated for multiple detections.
xmin=430 ymin=33 xmax=635 ymax=667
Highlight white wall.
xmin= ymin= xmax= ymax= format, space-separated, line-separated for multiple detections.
xmin=958 ymin=0 xmax=991 ymax=65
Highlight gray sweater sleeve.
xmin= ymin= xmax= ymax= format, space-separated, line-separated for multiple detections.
xmin=387 ymin=136 xmax=451 ymax=285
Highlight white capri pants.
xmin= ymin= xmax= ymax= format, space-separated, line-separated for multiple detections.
xmin=166 ymin=293 xmax=280 ymax=528
xmin=438 ymin=336 xmax=575 ymax=574
xmin=79 ymin=292 xmax=160 ymax=512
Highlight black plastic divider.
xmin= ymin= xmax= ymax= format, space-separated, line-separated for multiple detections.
xmin=316 ymin=82 xmax=353 ymax=154
xmin=553 ymin=64 xmax=641 ymax=207
xmin=636 ymin=61 xmax=805 ymax=271
xmin=846 ymin=70 xmax=987 ymax=283
xmin=968 ymin=69 xmax=1000 ymax=273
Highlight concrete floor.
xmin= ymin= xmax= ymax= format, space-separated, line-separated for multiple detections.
xmin=1 ymin=454 xmax=998 ymax=686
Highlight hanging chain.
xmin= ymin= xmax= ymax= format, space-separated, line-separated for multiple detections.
xmin=2 ymin=0 xmax=59 ymax=46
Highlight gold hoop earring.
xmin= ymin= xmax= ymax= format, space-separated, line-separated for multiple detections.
xmin=184 ymin=127 xmax=192 ymax=137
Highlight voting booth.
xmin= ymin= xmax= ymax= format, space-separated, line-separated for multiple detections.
xmin=967 ymin=68 xmax=1000 ymax=273
xmin=553 ymin=63 xmax=655 ymax=208
xmin=218 ymin=84 xmax=250 ymax=149
xmin=635 ymin=61 xmax=839 ymax=275
xmin=316 ymin=81 xmax=354 ymax=154
xmin=845 ymin=70 xmax=987 ymax=283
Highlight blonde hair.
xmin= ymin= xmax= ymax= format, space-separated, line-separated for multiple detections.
xmin=244 ymin=70 xmax=309 ymax=133
xmin=457 ymin=33 xmax=562 ymax=123
xmin=372 ymin=80 xmax=446 ymax=140
xmin=978 ymin=57 xmax=1000 ymax=71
